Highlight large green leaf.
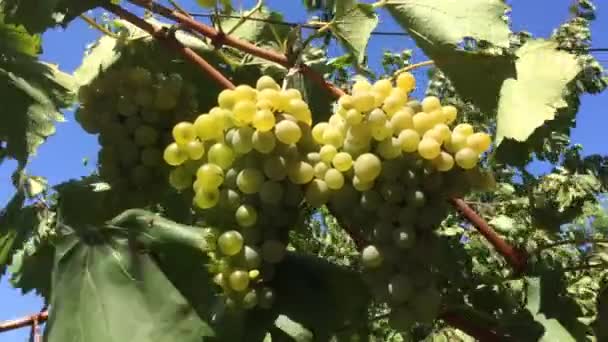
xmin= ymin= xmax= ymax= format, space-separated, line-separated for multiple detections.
xmin=218 ymin=7 xmax=290 ymax=50
xmin=0 ymin=191 xmax=35 ymax=276
xmin=330 ymin=0 xmax=378 ymax=64
xmin=44 ymin=232 xmax=215 ymax=342
xmin=496 ymin=40 xmax=581 ymax=147
xmin=0 ymin=17 xmax=74 ymax=166
xmin=0 ymin=0 xmax=100 ymax=33
xmin=8 ymin=238 xmax=54 ymax=300
xmin=386 ymin=0 xmax=515 ymax=114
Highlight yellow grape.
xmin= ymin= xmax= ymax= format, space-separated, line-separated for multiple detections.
xmin=257 ymin=89 xmax=282 ymax=109
xmin=228 ymin=270 xmax=250 ymax=292
xmin=172 ymin=122 xmax=196 ymax=145
xmin=466 ymin=132 xmax=491 ymax=154
xmin=256 ymin=75 xmax=280 ymax=91
xmin=312 ymin=122 xmax=328 ymax=144
xmin=352 ymin=79 xmax=372 ymax=94
xmin=236 ymin=204 xmax=258 ymax=227
xmin=441 ymin=105 xmax=458 ymax=124
xmin=194 ymin=187 xmax=220 ymax=209
xmin=446 ymin=132 xmax=467 ymax=153
xmin=332 ymin=152 xmax=353 ymax=172
xmin=194 ymin=114 xmax=223 ymax=141
xmin=283 ymin=88 xmax=302 ymax=101
xmin=434 ymin=123 xmax=452 ymax=142
xmin=399 ymin=129 xmax=420 ymax=153
xmin=339 ymin=94 xmax=354 ymax=109
xmin=373 ymin=79 xmax=393 ymax=97
xmin=320 ymin=145 xmax=337 ymax=163
xmin=376 ymin=137 xmax=402 ymax=159
xmin=218 ymin=89 xmax=237 ymax=109
xmin=433 ymin=151 xmax=455 ymax=172
xmin=371 ymin=121 xmax=393 ymax=141
xmin=421 ymin=96 xmax=441 ymax=113
xmin=418 ymin=138 xmax=441 ymax=160
xmin=352 ymin=92 xmax=376 ymax=112
xmin=329 ymin=114 xmax=346 ymax=128
xmin=390 ymin=108 xmax=414 ymax=132
xmin=368 ymin=108 xmax=387 ymax=128
xmin=184 ymin=140 xmax=205 ymax=160
xmin=423 ymin=128 xmax=444 ymax=144
xmin=396 ymin=72 xmax=416 ymax=92
xmin=322 ymin=126 xmax=344 ymax=148
xmin=287 ymin=161 xmax=314 ymax=184
xmin=453 ymin=123 xmax=474 ymax=136
xmin=354 ymin=153 xmax=382 ymax=182
xmin=256 ymin=98 xmax=274 ymax=110
xmin=455 ymin=147 xmax=478 ymax=169
xmin=345 ymin=109 xmax=363 ymax=125
xmin=253 ymin=109 xmax=276 ymax=132
xmin=252 ymin=130 xmax=276 ymax=154
xmin=324 ymin=168 xmax=345 ymax=190
xmin=371 ymin=91 xmax=385 ymax=107
xmin=390 ymin=87 xmax=408 ymax=101
xmin=353 ymin=176 xmax=374 ymax=191
xmin=314 ymin=162 xmax=330 ymax=178
xmin=382 ymin=95 xmax=402 ymax=115
xmin=208 ymin=142 xmax=235 ymax=169
xmin=233 ymin=100 xmax=257 ymax=123
xmin=237 ymin=168 xmax=265 ymax=194
xmin=163 ymin=143 xmax=188 ymax=166
xmin=275 ymin=120 xmax=302 ymax=144
xmin=234 ymin=85 xmax=257 ymax=102
xmin=347 ymin=124 xmax=372 ymax=143
xmin=288 ymin=99 xmax=311 ymax=121
xmin=231 ymin=126 xmax=254 ymax=154
xmin=412 ymin=112 xmax=435 ymax=134
xmin=196 ymin=163 xmax=224 ymax=188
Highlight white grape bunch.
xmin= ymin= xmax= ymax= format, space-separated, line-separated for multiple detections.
xmin=75 ymin=66 xmax=198 ymax=207
xmin=304 ymin=72 xmax=493 ymax=331
xmin=163 ymin=76 xmax=318 ymax=310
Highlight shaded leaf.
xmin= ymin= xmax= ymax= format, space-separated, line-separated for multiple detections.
xmin=496 ymin=40 xmax=581 ymax=147
xmin=331 ymin=1 xmax=378 ymax=64
xmin=0 ymin=191 xmax=33 ymax=276
xmin=8 ymin=239 xmax=54 ymax=300
xmin=44 ymin=232 xmax=215 ymax=342
xmin=1 ymin=0 xmax=100 ymax=33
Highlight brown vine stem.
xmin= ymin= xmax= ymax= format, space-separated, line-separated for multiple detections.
xmin=450 ymin=198 xmax=528 ymax=274
xmin=103 ymin=3 xmax=236 ymax=90
xmin=127 ymin=0 xmax=345 ymax=98
xmin=0 ymin=311 xmax=48 ymax=333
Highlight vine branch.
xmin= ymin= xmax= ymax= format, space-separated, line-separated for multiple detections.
xmin=79 ymin=14 xmax=119 ymax=38
xmin=0 ymin=311 xmax=48 ymax=333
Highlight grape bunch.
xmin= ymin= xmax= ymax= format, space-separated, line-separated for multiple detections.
xmin=75 ymin=66 xmax=198 ymax=206
xmin=304 ymin=73 xmax=492 ymax=331
xmin=163 ymin=76 xmax=318 ymax=309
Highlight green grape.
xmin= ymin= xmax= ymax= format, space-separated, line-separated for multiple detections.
xmin=194 ymin=187 xmax=220 ymax=209
xmin=388 ymin=274 xmax=413 ymax=303
xmin=361 ymin=245 xmax=383 ymax=268
xmin=378 ymin=204 xmax=400 ymax=221
xmin=380 ymin=182 xmax=404 ymax=203
xmin=196 ymin=163 xmax=224 ymax=188
xmin=389 ymin=307 xmax=415 ymax=332
xmin=117 ymin=95 xmax=138 ymax=117
xmin=184 ymin=140 xmax=205 ymax=160
xmin=258 ymin=287 xmax=276 ymax=309
xmin=324 ymin=168 xmax=344 ymax=190
xmin=421 ymin=96 xmax=441 ymax=113
xmin=223 ymin=168 xmax=239 ymax=189
xmin=163 ymin=143 xmax=187 ymax=166
xmin=288 ymin=99 xmax=311 ymax=122
xmin=406 ymin=190 xmax=425 ymax=207
xmin=256 ymin=75 xmax=280 ymax=91
xmin=398 ymin=207 xmax=416 ymax=225
xmin=219 ymin=188 xmax=241 ymax=210
xmin=417 ymin=138 xmax=441 ymax=160
xmin=455 ymin=147 xmax=478 ymax=169
xmin=393 ymin=226 xmax=416 ymax=249
xmin=274 ymin=120 xmax=302 ymax=145
xmin=194 ymin=114 xmax=224 ymax=141
xmin=119 ymin=144 xmax=140 ymax=167
xmin=306 ymin=152 xmax=321 ymax=165
xmin=208 ymin=142 xmax=235 ymax=169
xmin=311 ymin=122 xmax=328 ymax=143
xmin=134 ymin=87 xmax=154 ymax=109
xmin=390 ymin=108 xmax=414 ymax=132
xmin=314 ymin=162 xmax=329 ymax=179
xmin=329 ymin=183 xmax=359 ymax=211
xmin=231 ymin=126 xmax=254 ymax=154
xmin=396 ymin=71 xmax=416 ymax=92
xmin=130 ymin=165 xmax=153 ymax=187
xmin=172 ymin=122 xmax=195 ymax=145
xmin=287 ymin=161 xmax=314 ymax=185
xmin=252 ymin=130 xmax=276 ymax=154
xmin=218 ymin=89 xmax=237 ymax=109
xmin=234 ymin=100 xmax=256 ymax=124
xmin=354 ymin=153 xmax=382 ymax=182
xmin=228 ymin=270 xmax=250 ymax=292
xmin=253 ymin=109 xmax=276 ymax=132
xmin=134 ymin=125 xmax=159 ymax=147
xmin=368 ymin=108 xmax=387 ymax=128
xmin=352 ymin=91 xmax=376 ymax=112
xmin=411 ymin=287 xmax=441 ymax=324
xmin=140 ymin=147 xmax=162 ymax=167
xmin=305 ymin=179 xmax=330 ymax=207
xmin=259 ymin=181 xmax=283 ymax=205
xmin=74 ymin=108 xmax=99 ymax=134
xmin=262 ymin=240 xmax=286 ymax=263
xmin=241 ymin=245 xmax=262 ymax=270
xmin=466 ymin=132 xmax=491 ymax=154
xmin=352 ymin=176 xmax=374 ymax=191
xmin=377 ymin=137 xmax=402 ymax=160
xmin=319 ymin=145 xmax=337 ymax=163
xmin=360 ymin=190 xmax=381 ymax=211
xmin=322 ymin=126 xmax=344 ymax=148
xmin=433 ymin=151 xmax=454 ymax=172
xmin=332 ymin=152 xmax=353 ymax=172
xmin=446 ymin=132 xmax=467 ymax=153
xmin=263 ymin=155 xmax=287 ymax=181
xmin=236 ymin=204 xmax=258 ymax=227
xmin=237 ymin=168 xmax=264 ymax=194
xmin=218 ymin=230 xmax=244 ymax=256
xmin=406 ymin=100 xmax=422 ymax=113
xmin=338 ymin=94 xmax=354 ymax=109
xmin=141 ymin=110 xmax=161 ymax=124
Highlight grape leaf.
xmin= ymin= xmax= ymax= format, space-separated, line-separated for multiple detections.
xmin=218 ymin=7 xmax=290 ymax=50
xmin=330 ymin=0 xmax=378 ymax=64
xmin=0 ymin=17 xmax=74 ymax=167
xmin=44 ymin=232 xmax=215 ymax=342
xmin=496 ymin=40 xmax=581 ymax=147
xmin=73 ymin=35 xmax=122 ymax=87
xmin=0 ymin=191 xmax=32 ymax=276
xmin=386 ymin=0 xmax=515 ymax=114
xmin=1 ymin=0 xmax=100 ymax=33
xmin=8 ymin=239 xmax=54 ymax=300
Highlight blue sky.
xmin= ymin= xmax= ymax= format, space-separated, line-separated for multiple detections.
xmin=1 ymin=1 xmax=607 ymax=340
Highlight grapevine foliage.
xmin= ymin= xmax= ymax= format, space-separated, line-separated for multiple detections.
xmin=0 ymin=0 xmax=607 ymax=341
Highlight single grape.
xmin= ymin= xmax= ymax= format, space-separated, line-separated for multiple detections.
xmin=354 ymin=153 xmax=382 ymax=182
xmin=390 ymin=108 xmax=414 ymax=133
xmin=433 ymin=151 xmax=454 ymax=172
xmin=332 ymin=152 xmax=353 ymax=172
xmin=263 ymin=155 xmax=287 ymax=181
xmin=184 ymin=140 xmax=205 ymax=160
xmin=233 ymin=100 xmax=257 ymax=124
xmin=233 ymin=84 xmax=257 ymax=101
xmin=197 ymin=163 xmax=224 ymax=189
xmin=322 ymin=126 xmax=344 ymax=148
xmin=396 ymin=72 xmax=416 ymax=92
xmin=441 ymin=105 xmax=458 ymax=124
xmin=388 ymin=274 xmax=414 ymax=303
xmin=373 ymin=78 xmax=393 ymax=96
xmin=305 ymin=179 xmax=331 ymax=207
xmin=380 ymin=182 xmax=404 ymax=203
xmin=258 ymin=287 xmax=276 ymax=309
xmin=256 ymin=75 xmax=280 ymax=91
xmin=218 ymin=230 xmax=244 ymax=256
xmin=406 ymin=190 xmax=426 ymax=207
xmin=466 ymin=132 xmax=491 ymax=154
xmin=237 ymin=168 xmax=264 ymax=194
xmin=208 ymin=142 xmax=235 ymax=169
xmin=262 ymin=240 xmax=286 ymax=263
xmin=228 ymin=270 xmax=250 ymax=292
xmin=324 ymin=168 xmax=345 ymax=190
xmin=311 ymin=122 xmax=328 ymax=143
xmin=288 ymin=99 xmax=312 ymax=124
xmin=134 ymin=125 xmax=159 ymax=146
xmin=218 ymin=89 xmax=237 ymax=109
xmin=236 ymin=204 xmax=258 ymax=227
xmin=352 ymin=176 xmax=374 ymax=191
xmin=376 ymin=137 xmax=402 ymax=160
xmin=194 ymin=114 xmax=224 ymax=141
xmin=361 ymin=245 xmax=383 ymax=269
xmin=252 ymin=130 xmax=276 ymax=154
xmin=314 ymin=161 xmax=330 ymax=179
xmin=455 ymin=147 xmax=478 ymax=169
xmin=421 ymin=96 xmax=441 ymax=113
xmin=319 ymin=145 xmax=337 ymax=163
xmin=253 ymin=109 xmax=276 ymax=132
xmin=259 ymin=181 xmax=283 ymax=205
xmin=231 ymin=126 xmax=254 ymax=154
xmin=287 ymin=161 xmax=314 ymax=185
xmin=418 ymin=138 xmax=441 ymax=160
xmin=453 ymin=123 xmax=474 ymax=136
xmin=274 ymin=120 xmax=302 ymax=145
xmin=163 ymin=143 xmax=188 ymax=166
xmin=352 ymin=92 xmax=376 ymax=112
xmin=194 ymin=187 xmax=220 ymax=209
xmin=172 ymin=122 xmax=195 ymax=145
